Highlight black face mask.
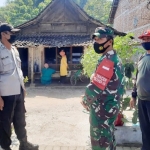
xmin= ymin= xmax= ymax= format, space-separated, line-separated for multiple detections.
xmin=8 ymin=35 xmax=17 ymax=44
xmin=142 ymin=42 xmax=150 ymax=51
xmin=93 ymin=39 xmax=110 ymax=54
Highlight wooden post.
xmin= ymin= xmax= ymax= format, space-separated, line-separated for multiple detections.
xmin=70 ymin=46 xmax=72 ymax=70
xmin=41 ymin=46 xmax=44 ymax=72
xmin=30 ymin=47 xmax=34 ymax=85
xmin=56 ymin=47 xmax=58 ymax=70
xmin=28 ymin=48 xmax=30 ymax=79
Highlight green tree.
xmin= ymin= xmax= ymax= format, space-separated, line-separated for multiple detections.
xmin=81 ymin=45 xmax=99 ymax=77
xmin=84 ymin=0 xmax=112 ymax=24
xmin=0 ymin=0 xmax=52 ymax=26
xmin=74 ymin=0 xmax=88 ymax=8
xmin=0 ymin=0 xmax=111 ymax=26
xmin=33 ymin=0 xmax=44 ymax=7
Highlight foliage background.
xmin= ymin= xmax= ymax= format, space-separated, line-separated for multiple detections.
xmin=81 ymin=33 xmax=143 ymax=78
xmin=0 ymin=0 xmax=112 ymax=26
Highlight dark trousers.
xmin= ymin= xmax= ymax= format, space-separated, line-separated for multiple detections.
xmin=0 ymin=88 xmax=27 ymax=149
xmin=60 ymin=76 xmax=66 ymax=84
xmin=138 ymin=99 xmax=150 ymax=150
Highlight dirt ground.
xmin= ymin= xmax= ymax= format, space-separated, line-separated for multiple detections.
xmin=11 ymin=87 xmax=90 ymax=147
xmin=0 ymin=87 xmax=137 ymax=150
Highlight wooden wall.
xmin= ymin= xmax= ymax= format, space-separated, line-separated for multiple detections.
xmin=28 ymin=45 xmax=44 ymax=82
xmin=21 ymin=45 xmax=86 ymax=83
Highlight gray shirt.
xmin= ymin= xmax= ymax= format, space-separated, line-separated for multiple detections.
xmin=0 ymin=42 xmax=25 ymax=96
xmin=136 ymin=54 xmax=150 ymax=100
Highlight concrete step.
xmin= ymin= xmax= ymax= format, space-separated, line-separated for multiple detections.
xmin=115 ymin=126 xmax=142 ymax=145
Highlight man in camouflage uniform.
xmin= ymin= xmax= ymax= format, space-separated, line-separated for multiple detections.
xmin=81 ymin=27 xmax=124 ymax=150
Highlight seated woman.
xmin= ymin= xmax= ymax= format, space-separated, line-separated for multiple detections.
xmin=41 ymin=63 xmax=56 ymax=85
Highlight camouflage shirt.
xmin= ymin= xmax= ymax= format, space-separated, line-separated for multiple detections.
xmin=82 ymin=50 xmax=124 ymax=109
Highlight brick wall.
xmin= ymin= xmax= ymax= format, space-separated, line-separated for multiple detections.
xmin=113 ymin=0 xmax=150 ymax=39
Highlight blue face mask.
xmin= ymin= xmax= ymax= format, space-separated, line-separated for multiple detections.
xmin=142 ymin=42 xmax=150 ymax=50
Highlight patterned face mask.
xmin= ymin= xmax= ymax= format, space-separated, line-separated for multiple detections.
xmin=93 ymin=39 xmax=110 ymax=54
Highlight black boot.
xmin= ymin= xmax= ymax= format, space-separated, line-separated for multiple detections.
xmin=19 ymin=141 xmax=39 ymax=150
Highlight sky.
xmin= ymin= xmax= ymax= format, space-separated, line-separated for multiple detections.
xmin=0 ymin=0 xmax=6 ymax=7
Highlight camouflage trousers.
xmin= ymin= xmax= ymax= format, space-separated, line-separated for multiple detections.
xmin=89 ymin=101 xmax=119 ymax=150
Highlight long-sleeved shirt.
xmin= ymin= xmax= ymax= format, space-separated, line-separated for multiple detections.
xmin=82 ymin=50 xmax=124 ymax=107
xmin=0 ymin=42 xmax=25 ymax=96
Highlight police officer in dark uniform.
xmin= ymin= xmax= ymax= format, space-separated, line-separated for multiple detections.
xmin=0 ymin=23 xmax=39 ymax=150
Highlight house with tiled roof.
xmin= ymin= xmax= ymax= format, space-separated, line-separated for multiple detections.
xmin=15 ymin=0 xmax=125 ymax=84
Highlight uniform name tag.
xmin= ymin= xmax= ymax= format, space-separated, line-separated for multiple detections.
xmin=92 ymin=59 xmax=114 ymax=90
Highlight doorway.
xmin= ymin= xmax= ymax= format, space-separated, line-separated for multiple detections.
xmin=18 ymin=48 xmax=28 ymax=77
xmin=44 ymin=47 xmax=57 ymax=70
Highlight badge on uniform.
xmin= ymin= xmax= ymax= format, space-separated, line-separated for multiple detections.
xmin=92 ymin=59 xmax=114 ymax=90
